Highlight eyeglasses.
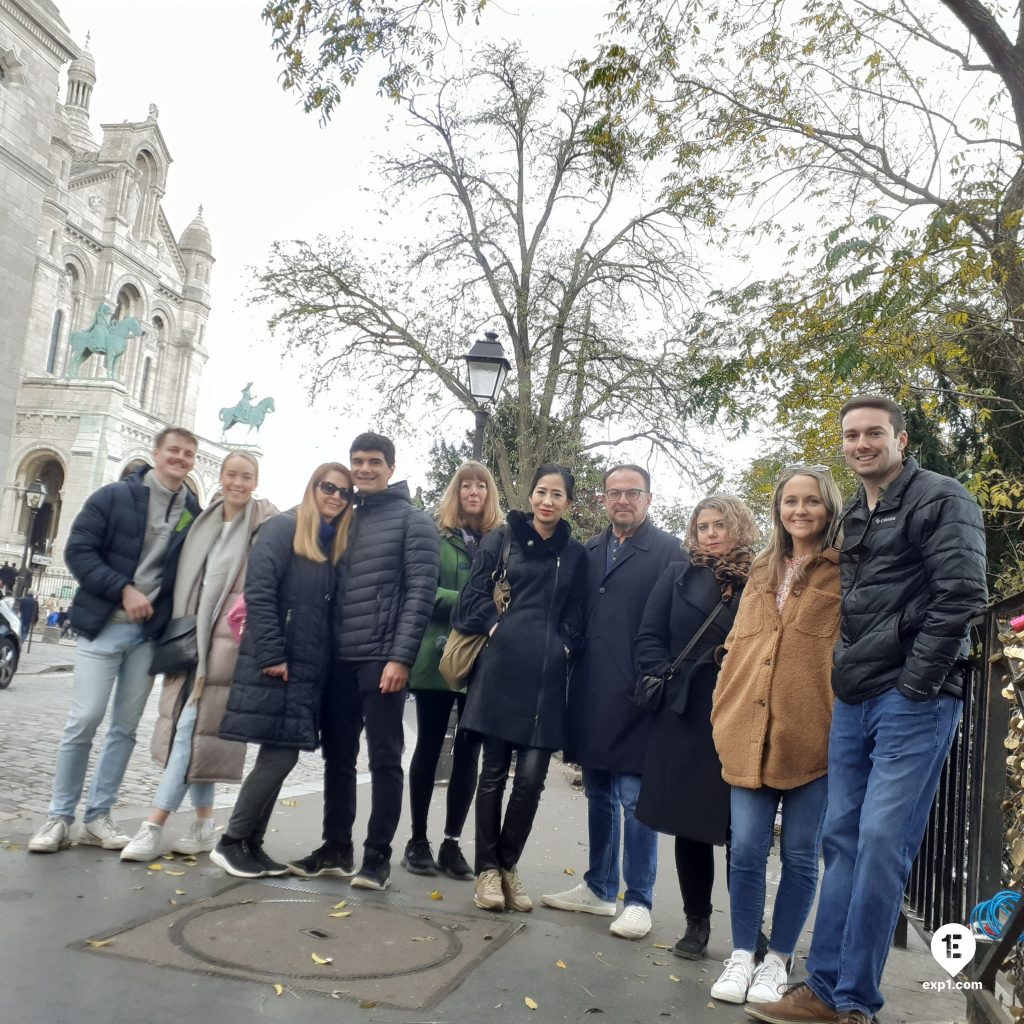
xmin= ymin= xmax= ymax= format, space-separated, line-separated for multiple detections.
xmin=603 ymin=488 xmax=649 ymax=501
xmin=784 ymin=463 xmax=831 ymax=473
xmin=317 ymin=481 xmax=353 ymax=499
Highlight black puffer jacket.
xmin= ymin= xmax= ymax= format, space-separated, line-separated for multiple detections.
xmin=220 ymin=511 xmax=335 ymax=750
xmin=333 ymin=481 xmax=440 ymax=665
xmin=65 ymin=468 xmax=200 ymax=641
xmin=833 ymin=457 xmax=987 ymax=704
xmin=452 ymin=511 xmax=588 ymax=750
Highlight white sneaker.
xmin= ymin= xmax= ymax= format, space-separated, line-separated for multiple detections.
xmin=120 ymin=822 xmax=164 ymax=862
xmin=540 ymin=882 xmax=616 ymax=917
xmin=78 ymin=813 xmax=131 ymax=850
xmin=747 ymin=953 xmax=790 ymax=1003
xmin=609 ymin=903 xmax=652 ymax=939
xmin=171 ymin=818 xmax=216 ymax=855
xmin=28 ymin=818 xmax=71 ymax=854
xmin=710 ymin=950 xmax=755 ymax=1004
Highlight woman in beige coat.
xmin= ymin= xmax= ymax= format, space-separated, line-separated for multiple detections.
xmin=707 ymin=465 xmax=843 ymax=1006
xmin=119 ymin=452 xmax=277 ymax=862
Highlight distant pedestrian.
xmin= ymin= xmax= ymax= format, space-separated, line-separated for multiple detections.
xmin=17 ymin=591 xmax=39 ymax=643
xmin=0 ymin=561 xmax=16 ymax=593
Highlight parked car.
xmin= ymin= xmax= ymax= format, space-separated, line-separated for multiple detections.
xmin=0 ymin=597 xmax=21 ymax=689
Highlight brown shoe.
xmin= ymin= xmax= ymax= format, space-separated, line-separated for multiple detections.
xmin=500 ymin=866 xmax=533 ymax=912
xmin=744 ymin=982 xmax=835 ymax=1024
xmin=474 ymin=869 xmax=505 ymax=911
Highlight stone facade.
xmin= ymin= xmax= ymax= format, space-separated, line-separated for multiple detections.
xmin=0 ymin=1 xmax=232 ymax=577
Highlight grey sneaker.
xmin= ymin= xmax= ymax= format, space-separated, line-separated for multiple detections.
xmin=171 ymin=818 xmax=216 ymax=855
xmin=79 ymin=813 xmax=131 ymax=850
xmin=541 ymin=881 xmax=616 ymax=916
xmin=120 ymin=822 xmax=164 ymax=862
xmin=28 ymin=818 xmax=71 ymax=854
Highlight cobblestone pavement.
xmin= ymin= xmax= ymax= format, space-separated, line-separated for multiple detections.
xmin=0 ymin=670 xmax=381 ymax=827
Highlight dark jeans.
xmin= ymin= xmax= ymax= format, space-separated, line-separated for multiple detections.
xmin=409 ymin=689 xmax=480 ymax=841
xmin=225 ymin=744 xmax=299 ymax=843
xmin=675 ymin=835 xmax=716 ymax=918
xmin=474 ymin=737 xmax=551 ymax=873
xmin=321 ymin=660 xmax=405 ymax=859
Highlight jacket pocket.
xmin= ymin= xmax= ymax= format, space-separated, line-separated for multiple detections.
xmin=792 ymin=587 xmax=840 ymax=638
xmin=370 ymin=588 xmax=386 ymax=642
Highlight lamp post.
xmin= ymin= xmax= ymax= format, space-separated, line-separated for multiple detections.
xmin=462 ymin=330 xmax=511 ymax=460
xmin=15 ymin=479 xmax=46 ymax=600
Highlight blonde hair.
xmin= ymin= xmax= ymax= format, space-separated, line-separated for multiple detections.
xmin=436 ymin=461 xmax=504 ymax=533
xmin=294 ymin=462 xmax=353 ymax=565
xmin=756 ymin=466 xmax=844 ymax=592
xmin=684 ymin=494 xmax=760 ymax=553
xmin=221 ymin=450 xmax=259 ymax=478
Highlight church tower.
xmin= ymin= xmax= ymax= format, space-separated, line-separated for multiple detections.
xmin=172 ymin=207 xmax=214 ymax=427
xmin=63 ymin=36 xmax=98 ymax=153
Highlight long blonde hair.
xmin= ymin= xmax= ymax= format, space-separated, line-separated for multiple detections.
xmin=756 ymin=465 xmax=844 ymax=592
xmin=436 ymin=461 xmax=504 ymax=533
xmin=294 ymin=462 xmax=353 ymax=564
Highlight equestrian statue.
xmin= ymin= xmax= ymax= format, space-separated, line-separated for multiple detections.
xmin=220 ymin=382 xmax=275 ymax=436
xmin=68 ymin=302 xmax=144 ymax=378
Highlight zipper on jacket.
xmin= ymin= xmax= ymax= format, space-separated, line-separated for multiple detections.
xmin=285 ymin=608 xmax=293 ymax=637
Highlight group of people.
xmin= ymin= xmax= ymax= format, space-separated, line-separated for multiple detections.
xmin=24 ymin=395 xmax=988 ymax=1024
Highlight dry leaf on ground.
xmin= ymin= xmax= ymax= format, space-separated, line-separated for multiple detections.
xmin=525 ymin=997 xmax=539 ymax=1010
xmin=311 ymin=953 xmax=333 ymax=965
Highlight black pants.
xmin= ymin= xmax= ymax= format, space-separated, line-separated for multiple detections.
xmin=408 ymin=690 xmax=480 ymax=841
xmin=225 ymin=744 xmax=300 ymax=843
xmin=474 ymin=737 xmax=551 ymax=873
xmin=321 ymin=660 xmax=405 ymax=859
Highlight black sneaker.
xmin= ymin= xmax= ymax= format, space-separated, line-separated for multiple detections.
xmin=209 ymin=838 xmax=267 ymax=879
xmin=250 ymin=842 xmax=289 ymax=877
xmin=287 ymin=842 xmax=356 ymax=878
xmin=436 ymin=838 xmax=474 ymax=880
xmin=351 ymin=848 xmax=391 ymax=891
xmin=401 ymin=838 xmax=437 ymax=876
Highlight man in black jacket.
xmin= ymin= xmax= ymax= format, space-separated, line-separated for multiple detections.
xmin=17 ymin=591 xmax=39 ymax=643
xmin=747 ymin=397 xmax=987 ymax=1024
xmin=289 ymin=432 xmax=439 ymax=890
xmin=543 ymin=465 xmax=684 ymax=941
xmin=28 ymin=428 xmax=200 ymax=856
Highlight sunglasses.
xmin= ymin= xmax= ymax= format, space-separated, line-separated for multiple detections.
xmin=784 ymin=463 xmax=831 ymax=473
xmin=317 ymin=481 xmax=353 ymax=499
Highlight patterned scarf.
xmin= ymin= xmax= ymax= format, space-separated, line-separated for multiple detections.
xmin=690 ymin=548 xmax=754 ymax=602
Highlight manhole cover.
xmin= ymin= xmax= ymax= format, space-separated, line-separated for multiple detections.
xmin=73 ymin=881 xmax=522 ymax=1008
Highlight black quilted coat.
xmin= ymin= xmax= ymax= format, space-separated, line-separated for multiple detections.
xmin=65 ymin=468 xmax=200 ymax=641
xmin=832 ymin=456 xmax=987 ymax=704
xmin=333 ymin=481 xmax=440 ymax=665
xmin=220 ymin=511 xmax=335 ymax=750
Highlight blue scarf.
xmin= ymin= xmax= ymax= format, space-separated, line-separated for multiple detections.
xmin=318 ymin=518 xmax=337 ymax=555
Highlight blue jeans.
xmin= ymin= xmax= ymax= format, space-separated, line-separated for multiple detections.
xmin=152 ymin=701 xmax=215 ymax=813
xmin=729 ymin=776 xmax=828 ymax=956
xmin=47 ymin=621 xmax=155 ymax=823
xmin=806 ymin=689 xmax=961 ymax=1016
xmin=583 ymin=768 xmax=658 ymax=910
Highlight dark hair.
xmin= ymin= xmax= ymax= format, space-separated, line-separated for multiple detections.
xmin=839 ymin=395 xmax=906 ymax=435
xmin=529 ymin=464 xmax=576 ymax=502
xmin=350 ymin=431 xmax=395 ymax=467
xmin=602 ymin=463 xmax=651 ymax=491
xmin=154 ymin=426 xmax=198 ymax=450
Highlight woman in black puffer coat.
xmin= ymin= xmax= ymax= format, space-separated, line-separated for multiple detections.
xmin=452 ymin=465 xmax=588 ymax=914
xmin=211 ymin=462 xmax=353 ymax=878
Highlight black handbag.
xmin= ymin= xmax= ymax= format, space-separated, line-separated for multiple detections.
xmin=632 ymin=602 xmax=724 ymax=712
xmin=149 ymin=615 xmax=199 ymax=676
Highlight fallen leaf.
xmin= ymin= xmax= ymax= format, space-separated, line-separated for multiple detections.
xmin=430 ymin=889 xmax=443 ymax=900
xmin=584 ymin=1009 xmax=604 ymax=1015
xmin=161 ymin=853 xmax=176 ymax=860
xmin=359 ymin=1000 xmax=376 ymax=1009
xmin=169 ymin=899 xmax=177 ymax=905
xmin=563 ymin=867 xmax=576 ymax=875
xmin=525 ymin=997 xmax=539 ymax=1010
xmin=653 ymin=960 xmax=670 ymax=966
xmin=332 ymin=900 xmax=347 ymax=910
xmin=131 ymin=885 xmax=144 ymax=891
xmin=175 ymin=889 xmax=186 ymax=896
xmin=165 ymin=869 xmax=186 ymax=877
xmin=707 ymin=1002 xmax=716 ymax=1008
xmin=273 ymin=984 xmax=284 ymax=996
xmin=669 ymin=975 xmax=680 ymax=982
xmin=617 ymin=892 xmax=625 ymax=901
xmin=146 ymin=863 xmax=163 ymax=871
xmin=86 ymin=939 xmax=113 ymax=948
xmin=280 ymin=799 xmax=298 ymax=806
xmin=555 ymin=960 xmax=567 ymax=969
xmin=329 ymin=911 xmax=351 ymax=918
xmin=411 ymin=936 xmax=436 ymax=942
xmin=652 ymin=943 xmax=672 ymax=950
xmin=180 ymin=857 xmax=198 ymax=866
xmin=311 ymin=953 xmax=333 ymax=965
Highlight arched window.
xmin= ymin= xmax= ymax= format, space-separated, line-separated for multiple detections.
xmin=139 ymin=356 xmax=152 ymax=409
xmin=46 ymin=310 xmax=63 ymax=373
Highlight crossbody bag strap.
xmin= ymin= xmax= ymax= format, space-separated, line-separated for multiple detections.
xmin=491 ymin=525 xmax=513 ymax=582
xmin=666 ymin=601 xmax=724 ymax=678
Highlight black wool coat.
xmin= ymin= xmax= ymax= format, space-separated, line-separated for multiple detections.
xmin=634 ymin=555 xmax=742 ymax=844
xmin=566 ymin=518 xmax=685 ymax=775
xmin=452 ymin=510 xmax=588 ymax=750
xmin=65 ymin=468 xmax=201 ymax=640
xmin=220 ymin=511 xmax=335 ymax=750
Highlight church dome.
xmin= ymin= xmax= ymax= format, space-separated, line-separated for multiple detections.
xmin=69 ymin=44 xmax=96 ymax=79
xmin=179 ymin=206 xmax=212 ymax=255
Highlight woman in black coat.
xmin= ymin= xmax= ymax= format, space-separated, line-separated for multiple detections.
xmin=211 ymin=462 xmax=353 ymax=879
xmin=452 ymin=465 xmax=588 ymax=913
xmin=635 ymin=494 xmax=759 ymax=960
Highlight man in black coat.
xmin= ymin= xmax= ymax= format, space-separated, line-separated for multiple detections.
xmin=543 ymin=465 xmax=684 ymax=941
xmin=17 ymin=591 xmax=39 ymax=642
xmin=289 ymin=432 xmax=439 ymax=890
xmin=747 ymin=396 xmax=987 ymax=1024
xmin=28 ymin=427 xmax=200 ymax=856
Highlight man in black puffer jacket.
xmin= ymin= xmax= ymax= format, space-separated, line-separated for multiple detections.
xmin=749 ymin=396 xmax=987 ymax=1024
xmin=28 ymin=428 xmax=200 ymax=857
xmin=289 ymin=432 xmax=439 ymax=890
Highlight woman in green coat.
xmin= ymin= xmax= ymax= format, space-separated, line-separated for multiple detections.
xmin=402 ymin=461 xmax=504 ymax=880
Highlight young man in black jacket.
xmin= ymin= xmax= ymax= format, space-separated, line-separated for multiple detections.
xmin=28 ymin=428 xmax=200 ymax=855
xmin=746 ymin=397 xmax=987 ymax=1024
xmin=289 ymin=432 xmax=439 ymax=889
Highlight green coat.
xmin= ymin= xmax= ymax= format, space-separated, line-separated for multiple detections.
xmin=408 ymin=528 xmax=475 ymax=692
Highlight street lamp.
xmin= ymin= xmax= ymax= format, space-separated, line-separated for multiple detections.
xmin=15 ymin=479 xmax=47 ymax=599
xmin=462 ymin=330 xmax=511 ymax=460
